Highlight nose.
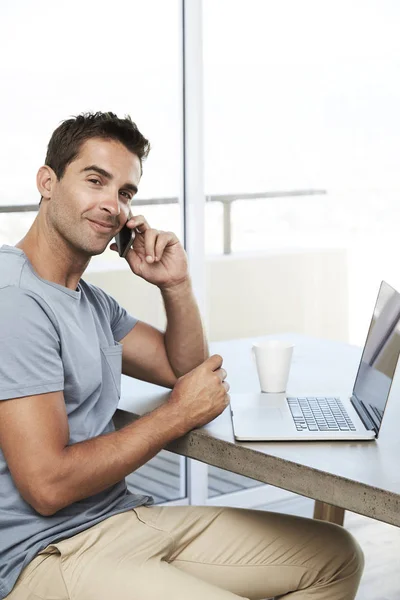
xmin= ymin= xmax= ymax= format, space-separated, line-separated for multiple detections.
xmin=100 ymin=192 xmax=120 ymax=217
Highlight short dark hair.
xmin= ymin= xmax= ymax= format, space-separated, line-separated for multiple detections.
xmin=45 ymin=111 xmax=151 ymax=180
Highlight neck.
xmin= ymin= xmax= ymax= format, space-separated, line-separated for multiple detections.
xmin=16 ymin=215 xmax=90 ymax=291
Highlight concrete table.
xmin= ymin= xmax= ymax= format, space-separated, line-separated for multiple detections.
xmin=114 ymin=334 xmax=400 ymax=527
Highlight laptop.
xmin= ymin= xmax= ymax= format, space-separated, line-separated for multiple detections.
xmin=230 ymin=280 xmax=400 ymax=441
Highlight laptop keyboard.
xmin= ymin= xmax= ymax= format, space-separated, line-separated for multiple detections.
xmin=287 ymin=397 xmax=356 ymax=432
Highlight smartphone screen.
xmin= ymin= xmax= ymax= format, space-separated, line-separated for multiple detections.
xmin=115 ymin=220 xmax=134 ymax=258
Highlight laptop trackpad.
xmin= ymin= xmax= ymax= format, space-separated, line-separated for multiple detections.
xmin=261 ymin=407 xmax=283 ymax=419
xmin=238 ymin=407 xmax=284 ymax=420
xmin=230 ymin=393 xmax=287 ymax=439
xmin=230 ymin=393 xmax=286 ymax=415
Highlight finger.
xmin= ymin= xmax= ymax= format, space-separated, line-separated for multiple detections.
xmin=109 ymin=243 xmax=118 ymax=252
xmin=128 ymin=214 xmax=151 ymax=233
xmin=222 ymin=381 xmax=230 ymax=393
xmin=214 ymin=368 xmax=227 ymax=382
xmin=143 ymin=229 xmax=160 ymax=263
xmin=203 ymin=354 xmax=223 ymax=371
xmin=154 ymin=232 xmax=176 ymax=261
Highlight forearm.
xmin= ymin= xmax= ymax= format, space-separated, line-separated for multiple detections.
xmin=161 ymin=278 xmax=209 ymax=377
xmin=38 ymin=402 xmax=185 ymax=515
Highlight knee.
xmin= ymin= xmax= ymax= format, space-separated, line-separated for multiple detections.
xmin=326 ymin=523 xmax=365 ymax=580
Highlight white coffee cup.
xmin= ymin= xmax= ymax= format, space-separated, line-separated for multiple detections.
xmin=252 ymin=340 xmax=294 ymax=393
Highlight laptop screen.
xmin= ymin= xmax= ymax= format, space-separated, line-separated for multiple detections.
xmin=353 ymin=281 xmax=400 ymax=432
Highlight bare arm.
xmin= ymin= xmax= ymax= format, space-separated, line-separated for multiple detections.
xmin=114 ymin=216 xmax=208 ymax=379
xmin=161 ymin=278 xmax=209 ymax=377
xmin=0 ymin=355 xmax=229 ymax=516
xmin=120 ymin=280 xmax=208 ymax=386
xmin=120 ymin=321 xmax=178 ymax=388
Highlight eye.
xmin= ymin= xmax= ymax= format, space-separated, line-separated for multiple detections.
xmin=88 ymin=178 xmax=101 ymax=185
xmin=120 ymin=190 xmax=132 ymax=201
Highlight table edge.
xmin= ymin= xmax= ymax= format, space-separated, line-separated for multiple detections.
xmin=113 ymin=409 xmax=400 ymax=527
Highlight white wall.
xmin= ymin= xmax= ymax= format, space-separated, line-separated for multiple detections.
xmin=85 ymin=249 xmax=348 ymax=343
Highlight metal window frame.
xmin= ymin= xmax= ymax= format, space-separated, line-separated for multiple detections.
xmin=0 ymin=189 xmax=325 ymax=256
xmin=180 ymin=0 xmax=209 ymax=504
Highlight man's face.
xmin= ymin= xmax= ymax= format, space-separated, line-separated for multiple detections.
xmin=46 ymin=138 xmax=141 ymax=256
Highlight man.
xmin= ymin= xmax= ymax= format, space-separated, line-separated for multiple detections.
xmin=0 ymin=112 xmax=363 ymax=599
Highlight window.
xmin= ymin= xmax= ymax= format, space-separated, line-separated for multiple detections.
xmin=0 ymin=0 xmax=182 ymax=268
xmin=203 ymin=0 xmax=400 ymax=343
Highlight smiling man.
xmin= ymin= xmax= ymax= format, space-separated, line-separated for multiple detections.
xmin=0 ymin=112 xmax=364 ymax=600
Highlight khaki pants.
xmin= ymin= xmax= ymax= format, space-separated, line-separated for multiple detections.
xmin=7 ymin=505 xmax=364 ymax=600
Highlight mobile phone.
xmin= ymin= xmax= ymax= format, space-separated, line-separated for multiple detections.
xmin=115 ymin=216 xmax=134 ymax=258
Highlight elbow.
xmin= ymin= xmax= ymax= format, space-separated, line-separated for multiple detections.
xmin=33 ymin=499 xmax=60 ymax=517
xmin=23 ymin=482 xmax=63 ymax=517
xmin=33 ymin=504 xmax=57 ymax=517
xmin=13 ymin=456 xmax=70 ymax=516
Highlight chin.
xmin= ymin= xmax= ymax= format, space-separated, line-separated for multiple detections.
xmin=77 ymin=241 xmax=108 ymax=257
xmin=88 ymin=245 xmax=108 ymax=257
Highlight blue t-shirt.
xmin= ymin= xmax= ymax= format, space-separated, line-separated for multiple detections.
xmin=0 ymin=245 xmax=152 ymax=599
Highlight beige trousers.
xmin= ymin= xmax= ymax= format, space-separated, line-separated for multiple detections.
xmin=7 ymin=505 xmax=364 ymax=600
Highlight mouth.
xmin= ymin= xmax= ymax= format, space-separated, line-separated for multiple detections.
xmin=87 ymin=219 xmax=116 ymax=233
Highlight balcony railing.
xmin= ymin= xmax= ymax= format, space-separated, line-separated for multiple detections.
xmin=0 ymin=189 xmax=326 ymax=255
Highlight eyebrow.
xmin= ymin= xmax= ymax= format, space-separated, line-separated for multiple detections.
xmin=81 ymin=165 xmax=138 ymax=194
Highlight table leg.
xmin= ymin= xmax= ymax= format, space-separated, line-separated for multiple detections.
xmin=313 ymin=501 xmax=345 ymax=525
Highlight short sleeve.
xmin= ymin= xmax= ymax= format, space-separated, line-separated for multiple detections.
xmin=84 ymin=282 xmax=138 ymax=341
xmin=0 ymin=287 xmax=64 ymax=400
xmin=108 ymin=294 xmax=138 ymax=341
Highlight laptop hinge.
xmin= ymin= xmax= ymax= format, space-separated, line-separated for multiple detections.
xmin=350 ymin=395 xmax=379 ymax=436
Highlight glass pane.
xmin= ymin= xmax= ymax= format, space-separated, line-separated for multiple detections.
xmin=208 ymin=466 xmax=263 ymax=498
xmin=0 ymin=212 xmax=37 ymax=246
xmin=205 ymin=201 xmax=224 ymax=255
xmin=0 ymin=0 xmax=182 ymax=263
xmin=204 ymin=0 xmax=400 ymax=349
xmin=0 ymin=0 xmax=185 ymax=503
xmin=126 ymin=450 xmax=186 ymax=504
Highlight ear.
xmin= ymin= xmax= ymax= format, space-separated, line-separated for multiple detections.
xmin=36 ymin=165 xmax=57 ymax=200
